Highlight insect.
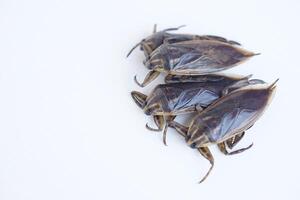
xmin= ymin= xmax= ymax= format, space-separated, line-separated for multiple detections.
xmin=135 ymin=39 xmax=259 ymax=87
xmin=169 ymin=79 xmax=278 ymax=183
xmin=131 ymin=74 xmax=264 ymax=145
xmin=127 ymin=24 xmax=240 ymax=59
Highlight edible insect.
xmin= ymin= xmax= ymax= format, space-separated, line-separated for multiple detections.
xmin=135 ymin=39 xmax=259 ymax=87
xmin=127 ymin=24 xmax=240 ymax=59
xmin=169 ymin=79 xmax=278 ymax=183
xmin=131 ymin=74 xmax=264 ymax=145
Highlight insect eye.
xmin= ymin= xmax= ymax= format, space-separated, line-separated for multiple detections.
xmin=190 ymin=143 xmax=197 ymax=149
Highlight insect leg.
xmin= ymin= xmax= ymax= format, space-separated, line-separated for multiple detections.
xmin=127 ymin=41 xmax=142 ymax=57
xmin=162 ymin=116 xmax=176 ymax=146
xmin=146 ymin=115 xmax=177 ymax=145
xmin=225 ymin=124 xmax=254 ymax=150
xmin=131 ymin=91 xmax=147 ymax=109
xmin=198 ymin=147 xmax=214 ymax=183
xmin=217 ymin=142 xmax=229 ymax=155
xmin=218 ymin=140 xmax=253 ymax=156
xmin=142 ymin=42 xmax=153 ymax=58
xmin=226 ymin=132 xmax=245 ymax=149
xmin=146 ymin=115 xmax=164 ymax=132
xmin=168 ymin=120 xmax=188 ymax=138
xmin=134 ymin=70 xmax=160 ymax=87
xmin=228 ymin=143 xmax=253 ymax=155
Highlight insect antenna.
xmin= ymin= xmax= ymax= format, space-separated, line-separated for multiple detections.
xmin=153 ymin=24 xmax=157 ymax=33
xmin=164 ymin=25 xmax=186 ymax=32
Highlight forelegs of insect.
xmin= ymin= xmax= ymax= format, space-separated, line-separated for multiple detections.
xmin=142 ymin=42 xmax=153 ymax=58
xmin=134 ymin=70 xmax=160 ymax=87
xmin=146 ymin=115 xmax=176 ymax=146
xmin=162 ymin=116 xmax=176 ymax=146
xmin=146 ymin=115 xmax=164 ymax=132
xmin=217 ymin=138 xmax=253 ymax=156
xmin=198 ymin=147 xmax=214 ymax=183
xmin=226 ymin=132 xmax=245 ymax=149
xmin=131 ymin=91 xmax=147 ymax=109
xmin=127 ymin=41 xmax=142 ymax=57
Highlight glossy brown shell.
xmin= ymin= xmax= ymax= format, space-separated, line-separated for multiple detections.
xmin=143 ymin=74 xmax=254 ymax=116
xmin=186 ymin=83 xmax=276 ymax=148
xmin=145 ymin=40 xmax=256 ymax=75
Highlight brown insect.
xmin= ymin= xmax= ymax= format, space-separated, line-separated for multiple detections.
xmin=169 ymin=79 xmax=278 ymax=183
xmin=127 ymin=24 xmax=240 ymax=59
xmin=135 ymin=39 xmax=259 ymax=87
xmin=131 ymin=74 xmax=264 ymax=145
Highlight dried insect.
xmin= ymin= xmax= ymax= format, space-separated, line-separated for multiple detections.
xmin=169 ymin=79 xmax=278 ymax=183
xmin=135 ymin=39 xmax=259 ymax=87
xmin=131 ymin=74 xmax=263 ymax=145
xmin=127 ymin=24 xmax=240 ymax=59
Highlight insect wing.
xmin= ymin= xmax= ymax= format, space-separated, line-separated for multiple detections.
xmin=172 ymin=88 xmax=219 ymax=110
xmin=209 ymin=108 xmax=257 ymax=142
xmin=166 ymin=43 xmax=221 ymax=71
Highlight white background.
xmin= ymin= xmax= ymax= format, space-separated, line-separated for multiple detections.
xmin=0 ymin=0 xmax=299 ymax=199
